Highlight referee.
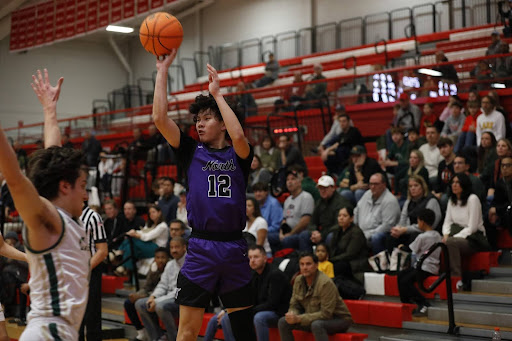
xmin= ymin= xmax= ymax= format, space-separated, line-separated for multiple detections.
xmin=79 ymin=205 xmax=108 ymax=341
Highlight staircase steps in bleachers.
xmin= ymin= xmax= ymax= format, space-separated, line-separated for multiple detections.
xmin=401 ymin=319 xmax=512 ymax=340
xmin=471 ymin=277 xmax=512 ymax=295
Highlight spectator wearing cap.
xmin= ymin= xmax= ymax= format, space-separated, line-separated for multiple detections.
xmin=396 ymin=93 xmax=422 ymax=132
xmin=441 ymin=101 xmax=465 ymax=144
xmin=278 ymin=135 xmax=307 ymax=170
xmin=338 ymin=145 xmax=381 ymax=205
xmin=253 ymin=182 xmax=284 ymax=253
xmin=433 ymin=137 xmax=456 ymax=210
xmin=303 ymin=176 xmax=353 ymax=251
xmin=320 ymin=113 xmax=363 ymax=175
xmin=419 ymin=125 xmax=443 ymax=185
xmin=280 ymin=170 xmax=315 ymax=251
xmin=487 ymin=31 xmax=502 ymax=57
xmin=354 ymin=172 xmax=401 ymax=254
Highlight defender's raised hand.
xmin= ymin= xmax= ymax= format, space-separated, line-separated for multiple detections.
xmin=31 ymin=69 xmax=63 ymax=110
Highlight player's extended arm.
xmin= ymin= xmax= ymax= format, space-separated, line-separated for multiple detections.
xmin=31 ymin=69 xmax=64 ymax=148
xmin=0 ymin=235 xmax=27 ymax=262
xmin=152 ymin=50 xmax=181 ymax=149
xmin=0 ymin=124 xmax=60 ymax=235
xmin=207 ymin=64 xmax=250 ymax=159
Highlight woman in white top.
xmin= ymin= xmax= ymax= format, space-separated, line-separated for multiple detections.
xmin=442 ymin=173 xmax=488 ymax=277
xmin=244 ymin=198 xmax=272 ymax=257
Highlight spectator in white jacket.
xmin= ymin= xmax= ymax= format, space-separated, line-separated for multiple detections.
xmin=476 ymin=95 xmax=506 ymax=145
xmin=135 ymin=237 xmax=187 ymax=341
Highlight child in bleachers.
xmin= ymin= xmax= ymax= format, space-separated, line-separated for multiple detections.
xmin=397 ymin=208 xmax=442 ymax=316
xmin=419 ymin=102 xmax=439 ymax=136
xmin=441 ymin=101 xmax=465 ymax=145
xmin=455 ymin=100 xmax=481 ymax=153
xmin=315 ymin=242 xmax=334 ymax=278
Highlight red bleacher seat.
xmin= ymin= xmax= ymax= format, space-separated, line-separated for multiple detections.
xmin=463 ymin=251 xmax=500 ymax=274
xmin=102 ymin=275 xmax=128 ymax=294
xmin=497 ymin=228 xmax=512 ymax=249
xmin=344 ymin=300 xmax=415 ymax=328
xmin=384 ymin=274 xmax=461 ymax=300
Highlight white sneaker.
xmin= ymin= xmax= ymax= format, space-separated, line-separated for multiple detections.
xmin=135 ymin=328 xmax=148 ymax=341
xmin=456 ymin=280 xmax=463 ymax=291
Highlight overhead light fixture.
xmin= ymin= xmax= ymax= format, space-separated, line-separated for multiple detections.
xmin=491 ymin=83 xmax=506 ymax=89
xmin=106 ymin=25 xmax=134 ymax=33
xmin=418 ymin=68 xmax=443 ymax=77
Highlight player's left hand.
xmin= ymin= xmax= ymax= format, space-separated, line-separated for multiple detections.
xmin=207 ymin=63 xmax=221 ymax=97
xmin=31 ymin=69 xmax=63 ymax=110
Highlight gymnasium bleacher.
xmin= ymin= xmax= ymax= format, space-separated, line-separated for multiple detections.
xmin=4 ymin=1 xmax=512 ymax=340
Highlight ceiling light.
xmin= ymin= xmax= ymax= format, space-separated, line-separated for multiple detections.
xmin=106 ymin=25 xmax=134 ymax=33
xmin=418 ymin=68 xmax=443 ymax=77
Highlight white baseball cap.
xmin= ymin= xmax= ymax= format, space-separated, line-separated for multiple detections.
xmin=317 ymin=175 xmax=335 ymax=187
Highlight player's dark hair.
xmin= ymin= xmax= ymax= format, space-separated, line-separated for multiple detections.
xmin=417 ymin=208 xmax=435 ymax=227
xmin=299 ymin=251 xmax=319 ymax=263
xmin=248 ymin=244 xmax=266 ymax=255
xmin=28 ymin=146 xmax=86 ymax=200
xmin=154 ymin=247 xmax=170 ymax=257
xmin=170 ymin=219 xmax=186 ymax=231
xmin=190 ymin=94 xmax=244 ymax=138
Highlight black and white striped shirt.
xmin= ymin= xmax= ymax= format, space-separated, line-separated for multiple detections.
xmin=80 ymin=206 xmax=107 ymax=256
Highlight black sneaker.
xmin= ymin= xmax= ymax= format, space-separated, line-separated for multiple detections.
xmin=412 ymin=305 xmax=428 ymax=317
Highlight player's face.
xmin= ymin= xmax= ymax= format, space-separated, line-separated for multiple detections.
xmin=154 ymin=251 xmax=169 ymax=271
xmin=70 ymin=170 xmax=88 ymax=218
xmin=248 ymin=249 xmax=266 ymax=271
xmin=170 ymin=241 xmax=186 ymax=259
xmin=195 ymin=110 xmax=225 ymax=144
xmin=299 ymin=256 xmax=318 ymax=279
xmin=315 ymin=245 xmax=328 ymax=262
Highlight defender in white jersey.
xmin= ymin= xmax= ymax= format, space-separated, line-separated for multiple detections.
xmin=0 ymin=231 xmax=27 ymax=341
xmin=0 ymin=69 xmax=90 ymax=340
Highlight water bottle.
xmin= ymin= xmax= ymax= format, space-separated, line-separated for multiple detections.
xmin=492 ymin=327 xmax=501 ymax=341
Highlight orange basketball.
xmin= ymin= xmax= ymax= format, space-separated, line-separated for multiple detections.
xmin=139 ymin=12 xmax=183 ymax=56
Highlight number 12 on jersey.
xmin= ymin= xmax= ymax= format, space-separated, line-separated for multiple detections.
xmin=207 ymin=174 xmax=232 ymax=198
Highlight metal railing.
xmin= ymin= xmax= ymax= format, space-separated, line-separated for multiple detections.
xmin=416 ymin=242 xmax=459 ymax=335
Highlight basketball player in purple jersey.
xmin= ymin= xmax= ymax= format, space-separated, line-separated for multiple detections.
xmin=153 ymin=50 xmax=256 ymax=341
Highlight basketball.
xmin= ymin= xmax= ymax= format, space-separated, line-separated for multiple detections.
xmin=139 ymin=12 xmax=183 ymax=56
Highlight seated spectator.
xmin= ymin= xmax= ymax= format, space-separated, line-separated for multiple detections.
xmin=278 ymin=134 xmax=306 ymax=170
xmin=386 ymin=175 xmax=442 ymax=253
xmin=158 ymin=177 xmax=180 ymax=224
xmin=443 ymin=173 xmax=490 ymax=279
xmin=354 ymin=173 xmax=401 ymax=254
xmin=315 ymin=243 xmax=334 ymax=278
xmin=124 ymin=247 xmax=169 ymax=341
xmin=169 ymin=219 xmax=189 ymax=243
xmin=441 ymin=101 xmax=465 ymax=144
xmin=288 ymin=164 xmax=320 ymax=202
xmin=379 ymin=127 xmax=409 ymax=187
xmin=257 ymin=135 xmax=280 ymax=173
xmin=176 ymin=190 xmax=188 ymax=228
xmin=486 ymin=31 xmax=502 ymax=57
xmin=419 ymin=102 xmax=440 ymax=137
xmin=203 ymin=310 xmax=234 ymax=341
xmin=339 ymin=145 xmax=381 ymax=205
xmin=247 ymin=155 xmax=272 ymax=193
xmin=250 ymin=245 xmax=293 ymax=341
xmin=283 ymin=71 xmax=306 ymax=110
xmin=280 ymin=170 xmax=315 ymax=251
xmin=472 ymin=60 xmax=493 ymax=91
xmin=455 ymin=100 xmax=481 ymax=153
xmin=328 ymin=207 xmax=371 ymax=283
xmin=98 ymin=151 xmax=114 ymax=195
xmin=481 ymin=138 xmax=512 ymax=201
xmin=118 ymin=204 xmax=169 ymax=275
xmin=396 ymin=93 xmax=421 ymax=131
xmin=489 ymin=155 xmax=512 ymax=248
xmin=103 ymin=200 xmax=129 ymax=251
xmin=407 ymin=128 xmax=426 ymax=155
xmin=316 ymin=104 xmax=345 ymax=154
xmin=321 ymin=113 xmax=363 ymax=175
xmin=487 ymin=89 xmax=511 ymax=139
xmin=0 ymin=231 xmax=28 ymax=322
xmin=245 ymin=198 xmax=272 ymax=257
xmin=278 ymin=252 xmax=353 ymax=340
xmin=253 ymin=53 xmax=280 ymax=88
xmin=135 ymin=237 xmax=186 ymax=341
xmin=235 ymin=81 xmax=258 ymax=117
xmin=306 ymin=176 xmax=352 ymax=250
xmin=303 ymin=64 xmax=327 ymax=107
xmin=477 ymin=132 xmax=497 ymax=175
xmin=419 ymin=126 xmax=443 ymax=186
xmin=439 ymin=95 xmax=463 ymax=123
xmin=253 ymin=182 xmax=283 ymax=253
xmin=494 ymin=42 xmax=512 ymax=82
xmin=453 ymin=154 xmax=486 ymax=206
xmin=468 ymin=90 xmax=481 ymax=103
xmin=398 ymin=150 xmax=430 ymax=196
xmin=397 ymin=208 xmax=442 ymax=316
xmin=433 ymin=137 xmax=456 ymax=208
xmin=433 ymin=51 xmax=459 ymax=84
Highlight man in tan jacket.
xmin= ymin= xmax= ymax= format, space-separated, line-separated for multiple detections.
xmin=278 ymin=252 xmax=353 ymax=340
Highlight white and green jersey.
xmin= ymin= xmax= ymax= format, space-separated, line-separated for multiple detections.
xmin=23 ymin=207 xmax=91 ymax=331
